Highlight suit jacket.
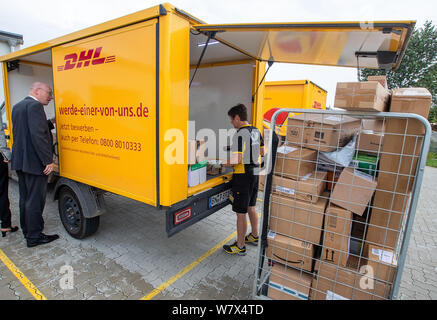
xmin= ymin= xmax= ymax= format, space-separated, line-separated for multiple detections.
xmin=11 ymin=97 xmax=53 ymax=175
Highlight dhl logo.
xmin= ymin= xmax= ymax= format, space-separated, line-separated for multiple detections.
xmin=57 ymin=47 xmax=115 ymax=71
xmin=312 ymin=101 xmax=322 ymax=109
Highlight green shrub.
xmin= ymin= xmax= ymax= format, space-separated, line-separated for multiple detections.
xmin=427 ymin=152 xmax=437 ymax=168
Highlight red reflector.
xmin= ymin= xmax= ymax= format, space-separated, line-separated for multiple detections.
xmin=174 ymin=208 xmax=192 ymax=225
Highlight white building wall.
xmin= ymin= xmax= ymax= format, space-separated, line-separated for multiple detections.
xmin=0 ymin=41 xmax=11 ymax=104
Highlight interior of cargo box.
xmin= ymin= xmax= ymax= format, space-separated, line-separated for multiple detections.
xmin=5 ymin=51 xmax=55 ymax=121
xmin=187 ymin=31 xmax=256 ymax=187
xmin=4 ymin=49 xmax=57 ymax=167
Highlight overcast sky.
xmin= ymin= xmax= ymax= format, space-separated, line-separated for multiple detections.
xmin=1 ymin=0 xmax=436 ymax=106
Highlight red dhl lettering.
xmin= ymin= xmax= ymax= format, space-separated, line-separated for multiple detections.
xmin=312 ymin=101 xmax=322 ymax=109
xmin=57 ymin=47 xmax=115 ymax=71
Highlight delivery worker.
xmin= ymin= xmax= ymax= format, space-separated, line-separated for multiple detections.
xmin=222 ymin=103 xmax=264 ymax=255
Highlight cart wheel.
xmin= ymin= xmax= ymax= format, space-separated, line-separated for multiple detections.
xmin=58 ymin=186 xmax=100 ymax=239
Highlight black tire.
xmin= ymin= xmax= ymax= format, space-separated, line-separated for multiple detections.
xmin=58 ymin=186 xmax=100 ymax=239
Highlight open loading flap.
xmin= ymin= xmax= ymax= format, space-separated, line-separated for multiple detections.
xmin=194 ymin=21 xmax=415 ymax=70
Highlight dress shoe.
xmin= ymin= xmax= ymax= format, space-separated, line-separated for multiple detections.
xmin=27 ymin=233 xmax=59 ymax=248
xmin=1 ymin=226 xmax=19 ymax=237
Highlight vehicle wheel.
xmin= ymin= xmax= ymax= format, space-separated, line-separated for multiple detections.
xmin=58 ymin=186 xmax=100 ymax=239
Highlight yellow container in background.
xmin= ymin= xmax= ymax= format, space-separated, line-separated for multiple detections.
xmin=262 ymin=80 xmax=327 ymax=136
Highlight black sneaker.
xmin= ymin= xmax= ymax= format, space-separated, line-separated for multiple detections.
xmin=245 ymin=233 xmax=259 ymax=246
xmin=223 ymin=241 xmax=246 ymax=256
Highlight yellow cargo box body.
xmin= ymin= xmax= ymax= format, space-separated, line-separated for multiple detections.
xmin=0 ymin=2 xmax=415 ymax=238
xmin=53 ymin=20 xmax=158 ymax=205
xmin=263 ymin=80 xmax=327 ymax=136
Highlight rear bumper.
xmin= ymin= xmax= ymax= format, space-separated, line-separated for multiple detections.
xmin=166 ymin=181 xmax=232 ymax=237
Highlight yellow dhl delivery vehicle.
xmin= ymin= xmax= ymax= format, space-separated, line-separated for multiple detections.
xmin=0 ymin=3 xmax=414 ymax=239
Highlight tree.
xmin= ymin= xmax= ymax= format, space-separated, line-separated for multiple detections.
xmin=360 ymin=21 xmax=437 ymax=122
xmin=429 ymin=106 xmax=437 ymax=123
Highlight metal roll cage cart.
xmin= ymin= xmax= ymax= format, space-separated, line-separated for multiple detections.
xmin=253 ymin=108 xmax=432 ymax=300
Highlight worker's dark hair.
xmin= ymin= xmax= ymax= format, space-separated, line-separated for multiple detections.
xmin=228 ymin=103 xmax=248 ymax=121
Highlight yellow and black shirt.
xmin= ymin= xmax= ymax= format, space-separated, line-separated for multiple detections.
xmin=231 ymin=124 xmax=264 ymax=174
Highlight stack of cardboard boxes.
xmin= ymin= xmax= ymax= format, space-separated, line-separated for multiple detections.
xmin=365 ymin=87 xmax=432 ymax=250
xmin=266 ymin=126 xmax=329 ymax=299
xmin=265 ymin=75 xmax=431 ymax=300
xmin=313 ymin=159 xmax=382 ymax=299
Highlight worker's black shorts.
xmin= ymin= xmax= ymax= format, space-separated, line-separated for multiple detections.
xmin=230 ymin=172 xmax=259 ymax=214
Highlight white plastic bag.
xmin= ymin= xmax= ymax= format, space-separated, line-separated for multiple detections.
xmin=319 ymin=135 xmax=357 ymax=168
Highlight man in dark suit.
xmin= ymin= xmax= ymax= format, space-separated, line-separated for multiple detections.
xmin=11 ymin=82 xmax=59 ymax=248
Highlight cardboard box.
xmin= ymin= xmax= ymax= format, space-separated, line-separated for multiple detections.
xmin=365 ymin=121 xmax=415 ymax=249
xmin=389 ymin=88 xmax=432 ymax=119
xmin=356 ymin=132 xmax=384 ymax=155
xmin=286 ymin=114 xmax=360 ymax=152
xmin=269 ymin=193 xmax=328 ymax=245
xmin=367 ymin=75 xmax=388 ymax=89
xmin=330 ymin=168 xmax=377 ymax=216
xmin=187 ymin=160 xmax=207 ymax=187
xmin=272 ymin=171 xmax=327 ymax=204
xmin=365 ymin=188 xmax=411 ymax=250
xmin=366 ymin=224 xmax=401 ymax=252
xmin=275 ymin=145 xmax=317 ymax=180
xmin=380 ymin=89 xmax=432 ymax=180
xmin=362 ymin=119 xmax=385 ymax=133
xmin=378 ymin=150 xmax=419 ymax=196
xmin=326 ymin=170 xmax=341 ymax=191
xmin=266 ymin=231 xmax=315 ymax=273
xmin=268 ymin=263 xmax=313 ymax=300
xmin=376 ymin=170 xmax=414 ymax=195
xmin=334 ymin=81 xmax=390 ymax=112
xmin=321 ymin=205 xmax=352 ymax=267
xmin=380 ymin=146 xmax=418 ymax=176
xmin=363 ymin=244 xmax=398 ymax=284
xmin=380 ymin=119 xmax=424 ymax=185
xmin=311 ymin=257 xmax=391 ymax=300
xmin=378 ymin=88 xmax=431 ymax=195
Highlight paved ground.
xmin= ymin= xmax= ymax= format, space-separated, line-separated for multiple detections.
xmin=0 ymin=178 xmax=262 ymax=300
xmin=397 ymin=165 xmax=437 ymax=300
xmin=0 ymin=166 xmax=436 ymax=300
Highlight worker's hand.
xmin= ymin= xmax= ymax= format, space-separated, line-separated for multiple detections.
xmin=49 ymin=117 xmax=56 ymax=124
xmin=3 ymin=159 xmax=8 ymax=163
xmin=221 ymin=160 xmax=231 ymax=167
xmin=43 ymin=163 xmax=54 ymax=175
